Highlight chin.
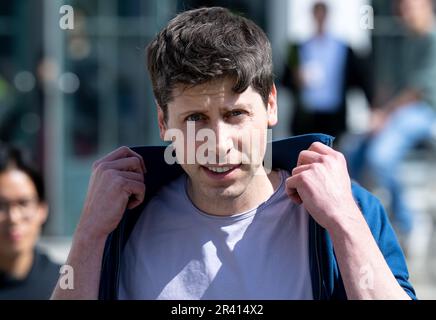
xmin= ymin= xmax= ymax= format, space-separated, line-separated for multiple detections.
xmin=205 ymin=183 xmax=246 ymax=199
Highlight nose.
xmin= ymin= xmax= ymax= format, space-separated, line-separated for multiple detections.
xmin=4 ymin=205 xmax=23 ymax=224
xmin=213 ymin=121 xmax=234 ymax=163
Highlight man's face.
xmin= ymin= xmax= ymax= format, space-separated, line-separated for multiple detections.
xmin=0 ymin=170 xmax=47 ymax=257
xmin=313 ymin=5 xmax=327 ymax=30
xmin=398 ymin=0 xmax=433 ymax=31
xmin=158 ymin=78 xmax=277 ymax=202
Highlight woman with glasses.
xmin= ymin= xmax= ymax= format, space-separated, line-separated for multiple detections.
xmin=0 ymin=145 xmax=60 ymax=299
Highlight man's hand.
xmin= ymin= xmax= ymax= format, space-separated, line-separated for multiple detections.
xmin=285 ymin=142 xmax=411 ymax=299
xmin=285 ymin=142 xmax=358 ymax=231
xmin=51 ymin=146 xmax=146 ymax=299
xmin=78 ymin=146 xmax=146 ymax=239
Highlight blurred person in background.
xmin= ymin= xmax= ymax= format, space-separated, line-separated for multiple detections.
xmin=0 ymin=144 xmax=60 ymax=299
xmin=347 ymin=0 xmax=436 ymax=245
xmin=281 ymin=1 xmax=371 ymax=141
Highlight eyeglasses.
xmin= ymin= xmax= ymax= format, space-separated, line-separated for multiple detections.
xmin=0 ymin=197 xmax=40 ymax=221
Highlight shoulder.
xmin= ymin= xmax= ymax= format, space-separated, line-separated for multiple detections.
xmin=129 ymin=174 xmax=190 ymax=237
xmin=144 ymin=173 xmax=188 ymax=214
xmin=33 ymin=249 xmax=61 ymax=275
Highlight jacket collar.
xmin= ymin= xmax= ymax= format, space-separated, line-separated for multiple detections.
xmin=99 ymin=133 xmax=334 ymax=300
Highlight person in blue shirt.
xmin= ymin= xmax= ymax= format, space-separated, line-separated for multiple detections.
xmin=282 ymin=1 xmax=372 ymax=140
xmin=348 ymin=0 xmax=436 ymax=243
xmin=51 ymin=7 xmax=415 ymax=300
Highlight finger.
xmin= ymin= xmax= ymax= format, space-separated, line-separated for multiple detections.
xmin=117 ymin=171 xmax=145 ymax=183
xmin=97 ymin=147 xmax=146 ymax=173
xmin=289 ymin=193 xmax=303 ymax=205
xmin=128 ymin=149 xmax=147 ymax=173
xmin=103 ymin=157 xmax=144 ymax=174
xmin=285 ymin=174 xmax=307 ymax=192
xmin=122 ymin=179 xmax=146 ymax=209
xmin=285 ymin=185 xmax=303 ymax=205
xmin=297 ymin=150 xmax=323 ymax=166
xmin=308 ymin=142 xmax=333 ymax=155
xmin=292 ymin=164 xmax=312 ymax=176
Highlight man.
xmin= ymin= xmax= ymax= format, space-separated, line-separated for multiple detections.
xmin=282 ymin=1 xmax=371 ymax=139
xmin=348 ymin=0 xmax=436 ymax=242
xmin=0 ymin=145 xmax=60 ymax=299
xmin=52 ymin=7 xmax=415 ymax=300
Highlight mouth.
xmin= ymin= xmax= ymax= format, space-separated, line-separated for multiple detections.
xmin=6 ymin=230 xmax=23 ymax=242
xmin=201 ymin=164 xmax=241 ymax=179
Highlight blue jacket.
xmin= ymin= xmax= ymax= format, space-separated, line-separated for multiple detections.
xmin=98 ymin=134 xmax=417 ymax=300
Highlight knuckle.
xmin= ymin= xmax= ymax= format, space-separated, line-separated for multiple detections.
xmin=310 ymin=142 xmax=320 ymax=149
xmin=119 ymin=146 xmax=130 ymax=154
xmin=115 ymin=176 xmax=128 ymax=189
xmin=336 ymin=151 xmax=346 ymax=161
xmin=133 ymin=157 xmax=140 ymax=166
xmin=98 ymin=162 xmax=109 ymax=171
xmin=310 ymin=163 xmax=319 ymax=171
xmin=323 ymin=154 xmax=334 ymax=165
xmin=299 ymin=171 xmax=310 ymax=184
xmin=319 ymin=155 xmax=327 ymax=163
xmin=92 ymin=160 xmax=101 ymax=170
xmin=104 ymin=169 xmax=116 ymax=179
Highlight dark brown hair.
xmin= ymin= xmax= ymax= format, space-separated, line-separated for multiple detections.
xmin=147 ymin=7 xmax=273 ymax=120
xmin=0 ymin=145 xmax=45 ymax=202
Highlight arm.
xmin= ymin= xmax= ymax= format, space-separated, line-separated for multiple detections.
xmin=51 ymin=147 xmax=146 ymax=299
xmin=51 ymin=227 xmax=107 ymax=299
xmin=286 ymin=142 xmax=411 ymax=299
xmin=371 ymin=33 xmax=436 ymax=133
xmin=328 ymin=206 xmax=410 ymax=299
xmin=370 ymin=89 xmax=421 ymax=134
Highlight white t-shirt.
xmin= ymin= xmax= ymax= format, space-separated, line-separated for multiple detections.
xmin=119 ymin=169 xmax=313 ymax=300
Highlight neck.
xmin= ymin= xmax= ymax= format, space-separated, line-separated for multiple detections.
xmin=188 ymin=167 xmax=281 ymax=216
xmin=316 ymin=26 xmax=325 ymax=37
xmin=0 ymin=250 xmax=34 ymax=279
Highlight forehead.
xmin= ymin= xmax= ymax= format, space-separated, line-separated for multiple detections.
xmin=168 ymin=78 xmax=263 ymax=112
xmin=0 ymin=170 xmax=37 ymax=198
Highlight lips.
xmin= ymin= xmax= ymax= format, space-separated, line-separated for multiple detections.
xmin=205 ymin=166 xmax=235 ymax=173
xmin=201 ymin=164 xmax=241 ymax=178
xmin=7 ymin=231 xmax=23 ymax=242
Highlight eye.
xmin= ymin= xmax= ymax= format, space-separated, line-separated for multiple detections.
xmin=17 ymin=199 xmax=33 ymax=208
xmin=226 ymin=110 xmax=246 ymax=118
xmin=185 ymin=113 xmax=205 ymax=122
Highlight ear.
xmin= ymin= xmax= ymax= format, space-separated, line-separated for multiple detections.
xmin=267 ymin=84 xmax=278 ymax=127
xmin=36 ymin=202 xmax=49 ymax=225
xmin=157 ymin=105 xmax=167 ymax=140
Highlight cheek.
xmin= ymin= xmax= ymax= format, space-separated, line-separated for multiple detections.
xmin=26 ymin=209 xmax=46 ymax=240
xmin=20 ymin=221 xmax=43 ymax=250
xmin=238 ymin=127 xmax=268 ymax=159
